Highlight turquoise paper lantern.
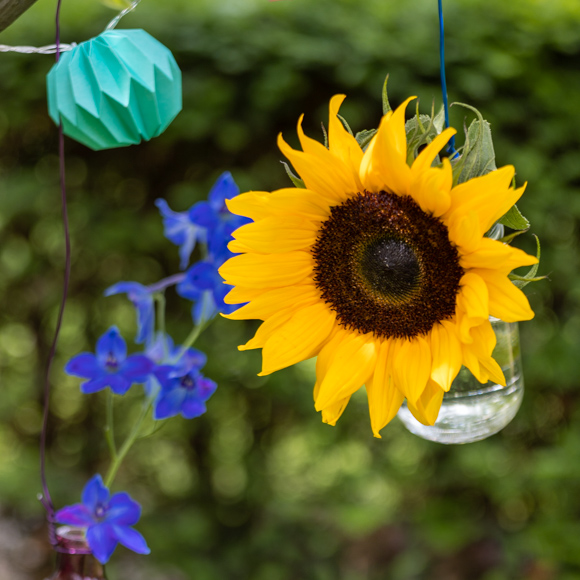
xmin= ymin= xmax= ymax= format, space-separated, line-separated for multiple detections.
xmin=47 ymin=29 xmax=182 ymax=150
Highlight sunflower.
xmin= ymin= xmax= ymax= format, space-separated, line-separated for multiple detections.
xmin=218 ymin=95 xmax=537 ymax=437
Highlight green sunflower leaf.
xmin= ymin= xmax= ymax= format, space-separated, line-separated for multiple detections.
xmin=405 ymin=113 xmax=434 ymax=137
xmin=499 ymin=204 xmax=530 ymax=230
xmin=337 ymin=114 xmax=354 ymax=136
xmin=355 ymin=129 xmax=377 ymax=151
xmin=500 ymin=228 xmax=529 ymax=244
xmin=452 ymin=103 xmax=497 ymax=184
xmin=281 ymin=161 xmax=305 ymax=189
xmin=405 ymin=113 xmax=437 ymax=165
xmin=382 ymin=74 xmax=392 ymax=115
xmin=433 ymin=105 xmax=446 ymax=133
xmin=321 ymin=122 xmax=328 ymax=148
xmin=509 ymin=235 xmax=547 ymax=289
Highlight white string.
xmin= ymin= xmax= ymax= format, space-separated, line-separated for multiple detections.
xmin=0 ymin=43 xmax=76 ymax=54
xmin=105 ymin=0 xmax=142 ymax=30
xmin=0 ymin=0 xmax=142 ymax=55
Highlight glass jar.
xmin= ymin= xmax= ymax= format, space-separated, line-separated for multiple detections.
xmin=45 ymin=525 xmax=107 ymax=580
xmin=397 ymin=319 xmax=523 ymax=444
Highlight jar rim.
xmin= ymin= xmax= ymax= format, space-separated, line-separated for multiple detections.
xmin=55 ymin=525 xmax=92 ymax=554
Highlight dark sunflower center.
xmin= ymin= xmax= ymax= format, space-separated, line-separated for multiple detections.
xmin=312 ymin=191 xmax=464 ymax=339
xmin=359 ymin=238 xmax=421 ymax=301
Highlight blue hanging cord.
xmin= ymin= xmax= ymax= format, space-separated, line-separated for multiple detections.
xmin=438 ymin=0 xmax=457 ymax=156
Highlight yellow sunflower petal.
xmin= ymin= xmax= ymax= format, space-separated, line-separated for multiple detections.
xmin=366 ymin=339 xmax=405 ymax=438
xmin=392 ymin=335 xmax=432 ymax=404
xmin=278 ymin=133 xmax=358 ymax=204
xmin=328 ymin=94 xmax=364 ymax=182
xmin=460 ymin=319 xmax=505 ymax=386
xmin=263 ymin=189 xmax=331 ymax=221
xmin=313 ymin=328 xmax=341 ymax=403
xmin=483 ymin=183 xmax=526 ymax=235
xmin=411 ymin=127 xmax=456 ymax=175
xmin=407 ymin=379 xmax=445 ymax=426
xmin=321 ymin=396 xmax=351 ymax=426
xmin=360 ymin=97 xmax=415 ymax=195
xmin=461 ymin=340 xmax=488 ymax=384
xmin=225 ymin=189 xmax=331 ymax=222
xmin=445 ymin=166 xmax=525 ymax=236
xmin=260 ymin=302 xmax=337 ymax=375
xmin=456 ymin=272 xmax=489 ymax=343
xmin=460 ymin=238 xmax=538 ymax=271
xmin=446 ymin=209 xmax=482 ymax=252
xmin=227 ymin=239 xmax=255 ymax=254
xmin=219 ymin=251 xmax=313 ymax=289
xmin=295 ymin=114 xmax=323 ymax=156
xmin=223 ymin=285 xmax=271 ymax=305
xmin=471 ymin=322 xmax=503 ymax=381
xmin=473 ymin=268 xmax=535 ymax=322
xmin=239 ymin=310 xmax=293 ymax=351
xmin=296 ymin=111 xmax=362 ymax=191
xmin=224 ymin=191 xmax=268 ymax=220
xmin=409 ymin=159 xmax=453 ymax=217
xmin=462 ymin=326 xmax=506 ymax=387
xmin=478 ymin=355 xmax=506 ymax=386
xmin=430 ymin=321 xmax=462 ymax=392
xmin=471 ymin=318 xmax=498 ymax=355
xmin=314 ymin=332 xmax=378 ymax=411
xmin=385 ymin=97 xmax=414 ymax=157
xmin=224 ymin=284 xmax=320 ymax=320
xmin=232 ymin=216 xmax=319 ymax=253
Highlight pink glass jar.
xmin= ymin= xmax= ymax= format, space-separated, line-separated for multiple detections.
xmin=45 ymin=525 xmax=106 ymax=580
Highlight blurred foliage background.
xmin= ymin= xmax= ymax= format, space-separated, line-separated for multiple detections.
xmin=0 ymin=0 xmax=579 ymax=578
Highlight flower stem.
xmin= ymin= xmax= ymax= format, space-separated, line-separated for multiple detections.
xmin=174 ymin=320 xmax=208 ymax=361
xmin=104 ymin=390 xmax=118 ymax=461
xmin=147 ymin=273 xmax=185 ymax=294
xmin=155 ymin=292 xmax=168 ymax=358
xmin=104 ymin=398 xmax=152 ymax=489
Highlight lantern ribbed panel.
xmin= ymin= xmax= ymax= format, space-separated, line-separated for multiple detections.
xmin=47 ymin=29 xmax=182 ymax=150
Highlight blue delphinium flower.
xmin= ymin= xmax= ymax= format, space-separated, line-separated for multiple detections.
xmin=104 ymin=274 xmax=186 ymax=347
xmin=55 ymin=474 xmax=150 ymax=564
xmin=104 ymin=282 xmax=154 ymax=345
xmin=156 ymin=172 xmax=250 ymax=272
xmin=153 ymin=348 xmax=216 ymax=420
xmin=142 ymin=332 xmax=183 ymax=398
xmin=145 ymin=332 xmax=180 ymax=364
xmin=176 ymin=260 xmax=237 ymax=325
xmin=155 ymin=198 xmax=206 ymax=270
xmin=189 ymin=172 xmax=251 ymax=263
xmin=65 ymin=326 xmax=154 ymax=395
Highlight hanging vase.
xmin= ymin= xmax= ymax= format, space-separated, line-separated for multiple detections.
xmin=397 ymin=318 xmax=524 ymax=444
xmin=45 ymin=526 xmax=107 ymax=580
